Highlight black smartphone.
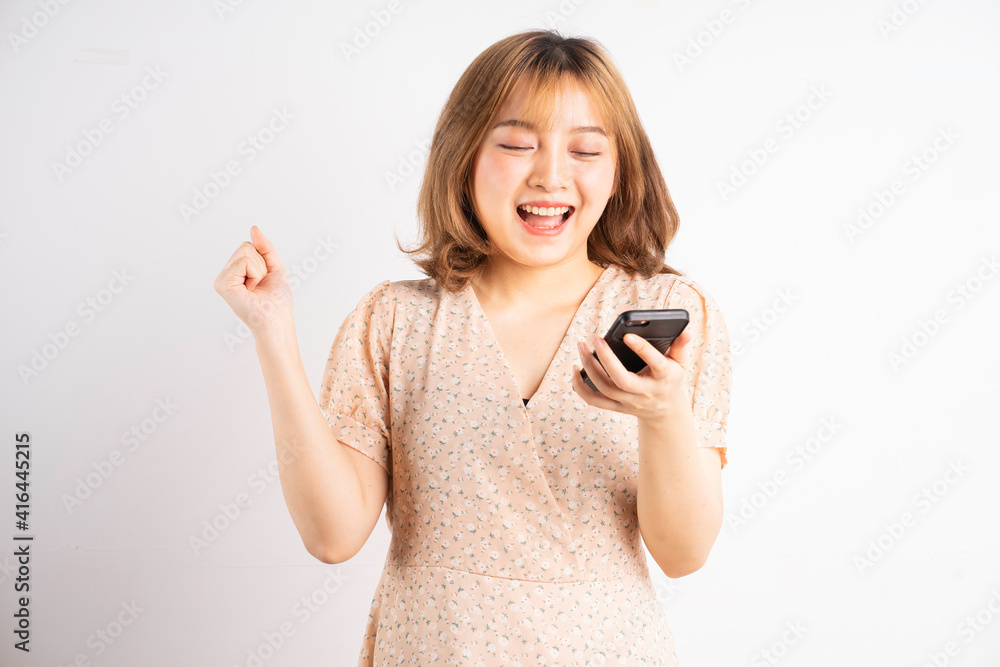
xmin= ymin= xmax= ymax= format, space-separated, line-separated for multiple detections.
xmin=581 ymin=309 xmax=689 ymax=393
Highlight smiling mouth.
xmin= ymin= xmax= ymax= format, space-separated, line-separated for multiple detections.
xmin=516 ymin=205 xmax=574 ymax=228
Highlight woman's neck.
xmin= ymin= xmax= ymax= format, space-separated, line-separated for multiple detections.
xmin=471 ymin=258 xmax=606 ymax=311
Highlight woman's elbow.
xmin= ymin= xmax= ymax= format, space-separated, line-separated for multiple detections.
xmin=653 ymin=550 xmax=710 ymax=579
xmin=305 ymin=538 xmax=359 ymax=565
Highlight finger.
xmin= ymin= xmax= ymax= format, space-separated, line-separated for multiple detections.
xmin=250 ymin=226 xmax=285 ymax=274
xmin=579 ymin=339 xmax=622 ymax=398
xmin=572 ymin=363 xmax=618 ymax=409
xmin=243 ymin=246 xmax=267 ymax=292
xmin=623 ymin=333 xmax=671 ymax=377
xmin=665 ymin=328 xmax=692 ymax=365
xmin=214 ymin=241 xmax=263 ymax=295
xmin=591 ymin=335 xmax=648 ymax=393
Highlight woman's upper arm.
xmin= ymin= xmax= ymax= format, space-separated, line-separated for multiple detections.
xmin=343 ymin=444 xmax=390 ymax=537
xmin=317 ymin=280 xmax=395 ymax=559
xmin=664 ymin=275 xmax=733 ymax=469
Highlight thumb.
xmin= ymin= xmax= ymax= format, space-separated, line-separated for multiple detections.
xmin=665 ymin=326 xmax=693 ymax=367
xmin=250 ymin=226 xmax=285 ymax=274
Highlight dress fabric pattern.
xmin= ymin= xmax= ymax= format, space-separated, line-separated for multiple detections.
xmin=318 ymin=264 xmax=732 ymax=666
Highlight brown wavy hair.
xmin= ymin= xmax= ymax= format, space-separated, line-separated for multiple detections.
xmin=395 ymin=29 xmax=683 ymax=292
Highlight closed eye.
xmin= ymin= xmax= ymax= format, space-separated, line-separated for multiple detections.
xmin=499 ymin=144 xmax=601 ymax=157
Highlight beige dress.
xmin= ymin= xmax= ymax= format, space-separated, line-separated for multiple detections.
xmin=319 ymin=264 xmax=732 ymax=666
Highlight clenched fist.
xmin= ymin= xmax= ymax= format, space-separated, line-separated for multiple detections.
xmin=214 ymin=226 xmax=294 ymax=334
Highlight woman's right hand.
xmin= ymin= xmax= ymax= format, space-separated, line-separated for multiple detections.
xmin=213 ymin=225 xmax=294 ymax=335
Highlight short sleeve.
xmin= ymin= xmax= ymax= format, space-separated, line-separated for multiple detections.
xmin=318 ymin=280 xmax=393 ymax=474
xmin=663 ymin=276 xmax=733 ymax=469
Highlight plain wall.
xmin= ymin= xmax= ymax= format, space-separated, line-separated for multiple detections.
xmin=1 ymin=1 xmax=998 ymax=665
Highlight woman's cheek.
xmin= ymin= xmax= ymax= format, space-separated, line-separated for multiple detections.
xmin=577 ymin=162 xmax=616 ymax=197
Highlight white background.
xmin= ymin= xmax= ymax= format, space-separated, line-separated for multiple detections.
xmin=1 ymin=0 xmax=999 ymax=665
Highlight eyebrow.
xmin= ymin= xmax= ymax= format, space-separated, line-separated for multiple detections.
xmin=490 ymin=118 xmax=608 ymax=137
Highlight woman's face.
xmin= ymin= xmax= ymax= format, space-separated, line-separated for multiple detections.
xmin=469 ymin=75 xmax=616 ymax=273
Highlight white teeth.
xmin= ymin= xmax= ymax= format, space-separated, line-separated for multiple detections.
xmin=518 ymin=204 xmax=570 ymax=216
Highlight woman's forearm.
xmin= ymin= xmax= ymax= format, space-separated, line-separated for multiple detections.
xmin=253 ymin=320 xmax=374 ymax=562
xmin=636 ymin=398 xmax=723 ymax=578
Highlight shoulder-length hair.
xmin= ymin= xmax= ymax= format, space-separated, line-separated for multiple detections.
xmin=396 ymin=29 xmax=683 ymax=292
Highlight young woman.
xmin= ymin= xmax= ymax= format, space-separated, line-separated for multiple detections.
xmin=215 ymin=29 xmax=732 ymax=666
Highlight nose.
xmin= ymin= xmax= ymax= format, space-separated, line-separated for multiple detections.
xmin=527 ymin=144 xmax=569 ymax=191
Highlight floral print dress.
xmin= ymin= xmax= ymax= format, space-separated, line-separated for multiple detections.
xmin=318 ymin=264 xmax=732 ymax=666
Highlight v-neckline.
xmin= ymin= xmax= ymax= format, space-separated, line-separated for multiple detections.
xmin=465 ymin=265 xmax=615 ymax=408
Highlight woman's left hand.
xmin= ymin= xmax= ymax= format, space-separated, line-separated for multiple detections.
xmin=572 ymin=329 xmax=693 ymax=424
